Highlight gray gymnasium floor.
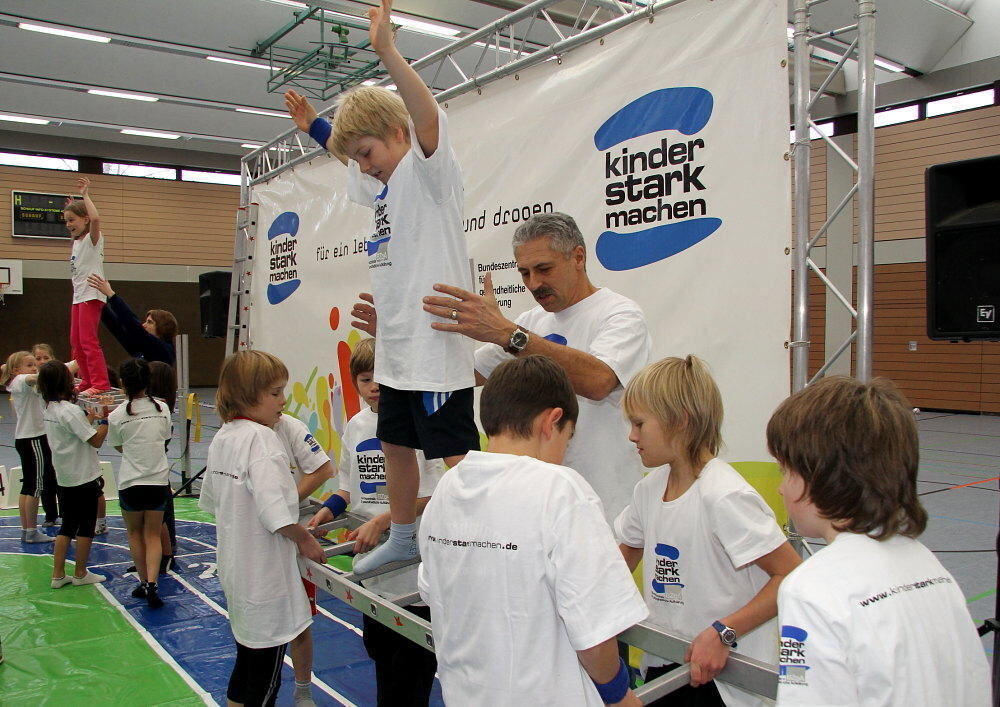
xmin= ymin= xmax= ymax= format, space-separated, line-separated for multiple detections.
xmin=1 ymin=392 xmax=996 ymax=660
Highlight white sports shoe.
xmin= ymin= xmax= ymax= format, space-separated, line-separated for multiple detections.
xmin=94 ymin=519 xmax=108 ymax=535
xmin=71 ymin=571 xmax=106 ymax=586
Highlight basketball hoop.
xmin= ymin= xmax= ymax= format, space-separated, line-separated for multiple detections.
xmin=0 ymin=284 xmax=7 ymax=306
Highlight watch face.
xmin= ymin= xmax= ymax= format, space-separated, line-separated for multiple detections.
xmin=511 ymin=330 xmax=528 ymax=349
xmin=722 ymin=628 xmax=737 ymax=644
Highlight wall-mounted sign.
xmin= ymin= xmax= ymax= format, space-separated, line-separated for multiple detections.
xmin=12 ymin=190 xmax=82 ymax=239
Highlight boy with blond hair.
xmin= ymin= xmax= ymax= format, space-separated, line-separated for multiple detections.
xmin=286 ymin=0 xmax=477 ymax=574
xmin=767 ymin=376 xmax=990 ymax=706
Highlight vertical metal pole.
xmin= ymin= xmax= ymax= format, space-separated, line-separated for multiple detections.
xmin=175 ymin=333 xmax=189 ymax=400
xmin=791 ymin=0 xmax=811 ymax=392
xmin=855 ymin=0 xmax=876 ymax=381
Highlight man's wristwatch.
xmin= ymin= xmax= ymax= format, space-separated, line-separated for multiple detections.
xmin=711 ymin=620 xmax=738 ymax=648
xmin=506 ymin=327 xmax=529 ymax=355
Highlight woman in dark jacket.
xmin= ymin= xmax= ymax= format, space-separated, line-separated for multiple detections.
xmin=87 ymin=274 xmax=177 ymax=365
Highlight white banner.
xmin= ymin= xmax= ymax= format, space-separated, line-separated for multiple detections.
xmin=249 ymin=0 xmax=791 ymax=500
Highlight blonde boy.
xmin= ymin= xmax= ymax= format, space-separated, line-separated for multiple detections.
xmin=285 ymin=0 xmax=477 ymax=574
xmin=768 ymin=376 xmax=990 ymax=706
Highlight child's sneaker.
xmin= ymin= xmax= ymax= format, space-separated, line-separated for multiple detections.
xmin=94 ymin=519 xmax=108 ymax=535
xmin=131 ymin=582 xmax=148 ymax=598
xmin=42 ymin=518 xmax=59 ymax=528
xmin=146 ymin=582 xmax=164 ymax=609
xmin=71 ymin=571 xmax=106 ymax=586
xmin=22 ymin=529 xmax=54 ymax=543
xmin=293 ymin=684 xmax=316 ymax=707
xmin=51 ymin=575 xmax=72 ymax=589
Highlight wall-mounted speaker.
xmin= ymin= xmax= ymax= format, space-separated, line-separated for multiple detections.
xmin=199 ymin=271 xmax=232 ymax=339
xmin=925 ymin=154 xmax=1000 ymax=341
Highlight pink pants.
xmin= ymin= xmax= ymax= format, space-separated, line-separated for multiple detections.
xmin=70 ymin=300 xmax=110 ymax=391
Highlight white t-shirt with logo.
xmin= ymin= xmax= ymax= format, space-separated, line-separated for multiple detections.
xmin=9 ymin=374 xmax=45 ymax=439
xmin=417 ymin=451 xmax=649 ymax=706
xmin=273 ymin=413 xmax=331 ymax=513
xmin=347 ymin=106 xmax=474 ymax=393
xmin=339 ymin=406 xmax=443 ymax=598
xmin=107 ymin=397 xmax=172 ymax=489
xmin=71 ymin=232 xmax=107 ymax=304
xmin=475 ymin=287 xmax=651 ymax=520
xmin=43 ymin=400 xmax=101 ymax=488
xmin=614 ymin=458 xmax=787 ymax=707
xmin=777 ymin=532 xmax=991 ymax=707
xmin=199 ymin=419 xmax=311 ymax=649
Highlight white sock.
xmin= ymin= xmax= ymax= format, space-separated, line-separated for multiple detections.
xmin=351 ymin=522 xmax=418 ymax=575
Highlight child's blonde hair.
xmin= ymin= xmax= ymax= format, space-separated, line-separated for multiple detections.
xmin=330 ymin=86 xmax=410 ymax=158
xmin=1 ymin=351 xmax=33 ymax=386
xmin=349 ymin=337 xmax=376 ymax=381
xmin=31 ymin=343 xmax=55 ymax=359
xmin=623 ymin=355 xmax=723 ymax=469
xmin=216 ymin=351 xmax=288 ymax=423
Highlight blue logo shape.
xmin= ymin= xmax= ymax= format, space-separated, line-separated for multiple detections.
xmin=367 ymin=236 xmax=391 ymax=256
xmin=654 ymin=543 xmax=680 ymax=560
xmin=375 ymin=184 xmax=388 ymax=201
xmin=266 ymin=211 xmax=302 ymax=305
xmin=303 ymin=433 xmax=321 ymax=454
xmin=651 ymin=580 xmax=684 ymax=593
xmin=594 ymin=87 xmax=713 ymax=150
xmin=596 ymin=218 xmax=722 ymax=271
xmin=781 ymin=625 xmax=808 ymax=642
xmin=360 ymin=480 xmax=387 ymax=494
xmin=356 ymin=437 xmax=382 ymax=453
xmin=267 ymin=211 xmax=299 ymax=240
xmin=543 ymin=333 xmax=568 ymax=346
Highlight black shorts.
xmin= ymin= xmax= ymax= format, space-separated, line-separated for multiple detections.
xmin=57 ymin=478 xmax=102 ymax=539
xmin=363 ymin=605 xmax=436 ymax=706
xmin=226 ymin=641 xmax=287 ymax=707
xmin=119 ymin=484 xmax=169 ymax=512
xmin=15 ymin=435 xmax=54 ymax=498
xmin=376 ymin=385 xmax=479 ymax=459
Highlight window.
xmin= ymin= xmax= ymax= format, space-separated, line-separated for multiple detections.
xmin=926 ymin=88 xmax=996 ymax=118
xmin=874 ymin=104 xmax=919 ymax=128
xmin=0 ymin=152 xmax=78 ymax=171
xmin=181 ymin=169 xmax=241 ymax=186
xmin=103 ymin=162 xmax=176 ymax=179
xmin=789 ymin=122 xmax=834 ymax=143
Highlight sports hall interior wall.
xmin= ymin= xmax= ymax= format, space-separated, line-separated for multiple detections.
xmin=0 ymin=165 xmax=235 ymax=386
xmin=800 ymin=103 xmax=1000 ymax=412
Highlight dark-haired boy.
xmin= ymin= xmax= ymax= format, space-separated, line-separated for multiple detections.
xmin=767 ymin=376 xmax=990 ymax=706
xmin=417 ymin=355 xmax=648 ymax=706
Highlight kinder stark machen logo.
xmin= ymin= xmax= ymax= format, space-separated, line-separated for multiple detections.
xmin=267 ymin=211 xmax=301 ymax=305
xmin=594 ymin=87 xmax=721 ymax=272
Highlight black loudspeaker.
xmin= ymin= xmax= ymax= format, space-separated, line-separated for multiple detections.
xmin=926 ymin=154 xmax=1000 ymax=341
xmin=199 ymin=271 xmax=232 ymax=338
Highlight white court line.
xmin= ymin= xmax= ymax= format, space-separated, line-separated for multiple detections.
xmin=316 ymin=603 xmax=364 ymax=638
xmin=167 ymin=570 xmax=358 ymax=707
xmin=94 ymin=582 xmax=217 ymax=706
xmin=89 ymin=550 xmax=218 ymax=570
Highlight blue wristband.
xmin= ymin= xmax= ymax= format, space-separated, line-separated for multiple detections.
xmin=322 ymin=494 xmax=347 ymax=517
xmin=594 ymin=657 xmax=629 ymax=704
xmin=308 ymin=117 xmax=332 ymax=148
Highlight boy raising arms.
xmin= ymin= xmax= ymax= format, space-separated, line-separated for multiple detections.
xmin=286 ymin=0 xmax=478 ymax=574
xmin=767 ymin=376 xmax=990 ymax=706
xmin=417 ymin=356 xmax=649 ymax=706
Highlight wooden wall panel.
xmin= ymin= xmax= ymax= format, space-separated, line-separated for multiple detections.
xmin=0 ymin=166 xmax=237 ymax=266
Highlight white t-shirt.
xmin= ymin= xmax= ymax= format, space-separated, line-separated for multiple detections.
xmin=42 ymin=400 xmax=101 ymax=487
xmin=417 ymin=451 xmax=649 ymax=706
xmin=339 ymin=406 xmax=443 ymax=598
xmin=9 ymin=374 xmax=45 ymax=439
xmin=475 ymin=287 xmax=651 ymax=520
xmin=199 ymin=419 xmax=311 ymax=649
xmin=71 ymin=232 xmax=107 ymax=304
xmin=347 ymin=106 xmax=474 ymax=393
xmin=614 ymin=458 xmax=788 ymax=707
xmin=107 ymin=397 xmax=172 ymax=489
xmin=777 ymin=532 xmax=991 ymax=707
xmin=273 ymin=413 xmax=331 ymax=512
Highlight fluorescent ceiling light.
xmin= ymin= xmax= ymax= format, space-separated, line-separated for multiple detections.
xmin=873 ymin=56 xmax=906 ymax=73
xmin=242 ymin=143 xmax=263 ymax=149
xmin=121 ymin=129 xmax=180 ymax=139
xmin=236 ymin=108 xmax=287 ymax=118
xmin=18 ymin=22 xmax=111 ymax=43
xmin=322 ymin=9 xmax=458 ymax=38
xmin=88 ymin=89 xmax=158 ymax=102
xmin=206 ymin=56 xmax=271 ymax=70
xmin=262 ymin=0 xmax=308 ymax=7
xmin=0 ymin=113 xmax=50 ymax=125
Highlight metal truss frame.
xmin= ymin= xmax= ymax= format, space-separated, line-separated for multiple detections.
xmin=790 ymin=0 xmax=877 ymax=390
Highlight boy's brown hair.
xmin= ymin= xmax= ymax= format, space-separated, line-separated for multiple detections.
xmin=36 ymin=360 xmax=77 ymax=403
xmin=766 ymin=375 xmax=927 ymax=540
xmin=349 ymin=337 xmax=376 ymax=381
xmin=146 ymin=309 xmax=178 ymax=342
xmin=623 ymin=355 xmax=723 ymax=470
xmin=480 ymin=355 xmax=578 ymax=438
xmin=216 ymin=350 xmax=288 ymax=423
xmin=330 ymin=86 xmax=410 ymax=158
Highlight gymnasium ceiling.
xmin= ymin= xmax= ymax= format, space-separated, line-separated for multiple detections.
xmin=0 ymin=0 xmax=992 ymax=160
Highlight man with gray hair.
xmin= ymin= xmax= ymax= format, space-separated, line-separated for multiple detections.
xmin=419 ymin=212 xmax=652 ymax=520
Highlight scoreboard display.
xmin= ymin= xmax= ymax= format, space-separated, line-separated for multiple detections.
xmin=12 ymin=190 xmax=81 ymax=239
